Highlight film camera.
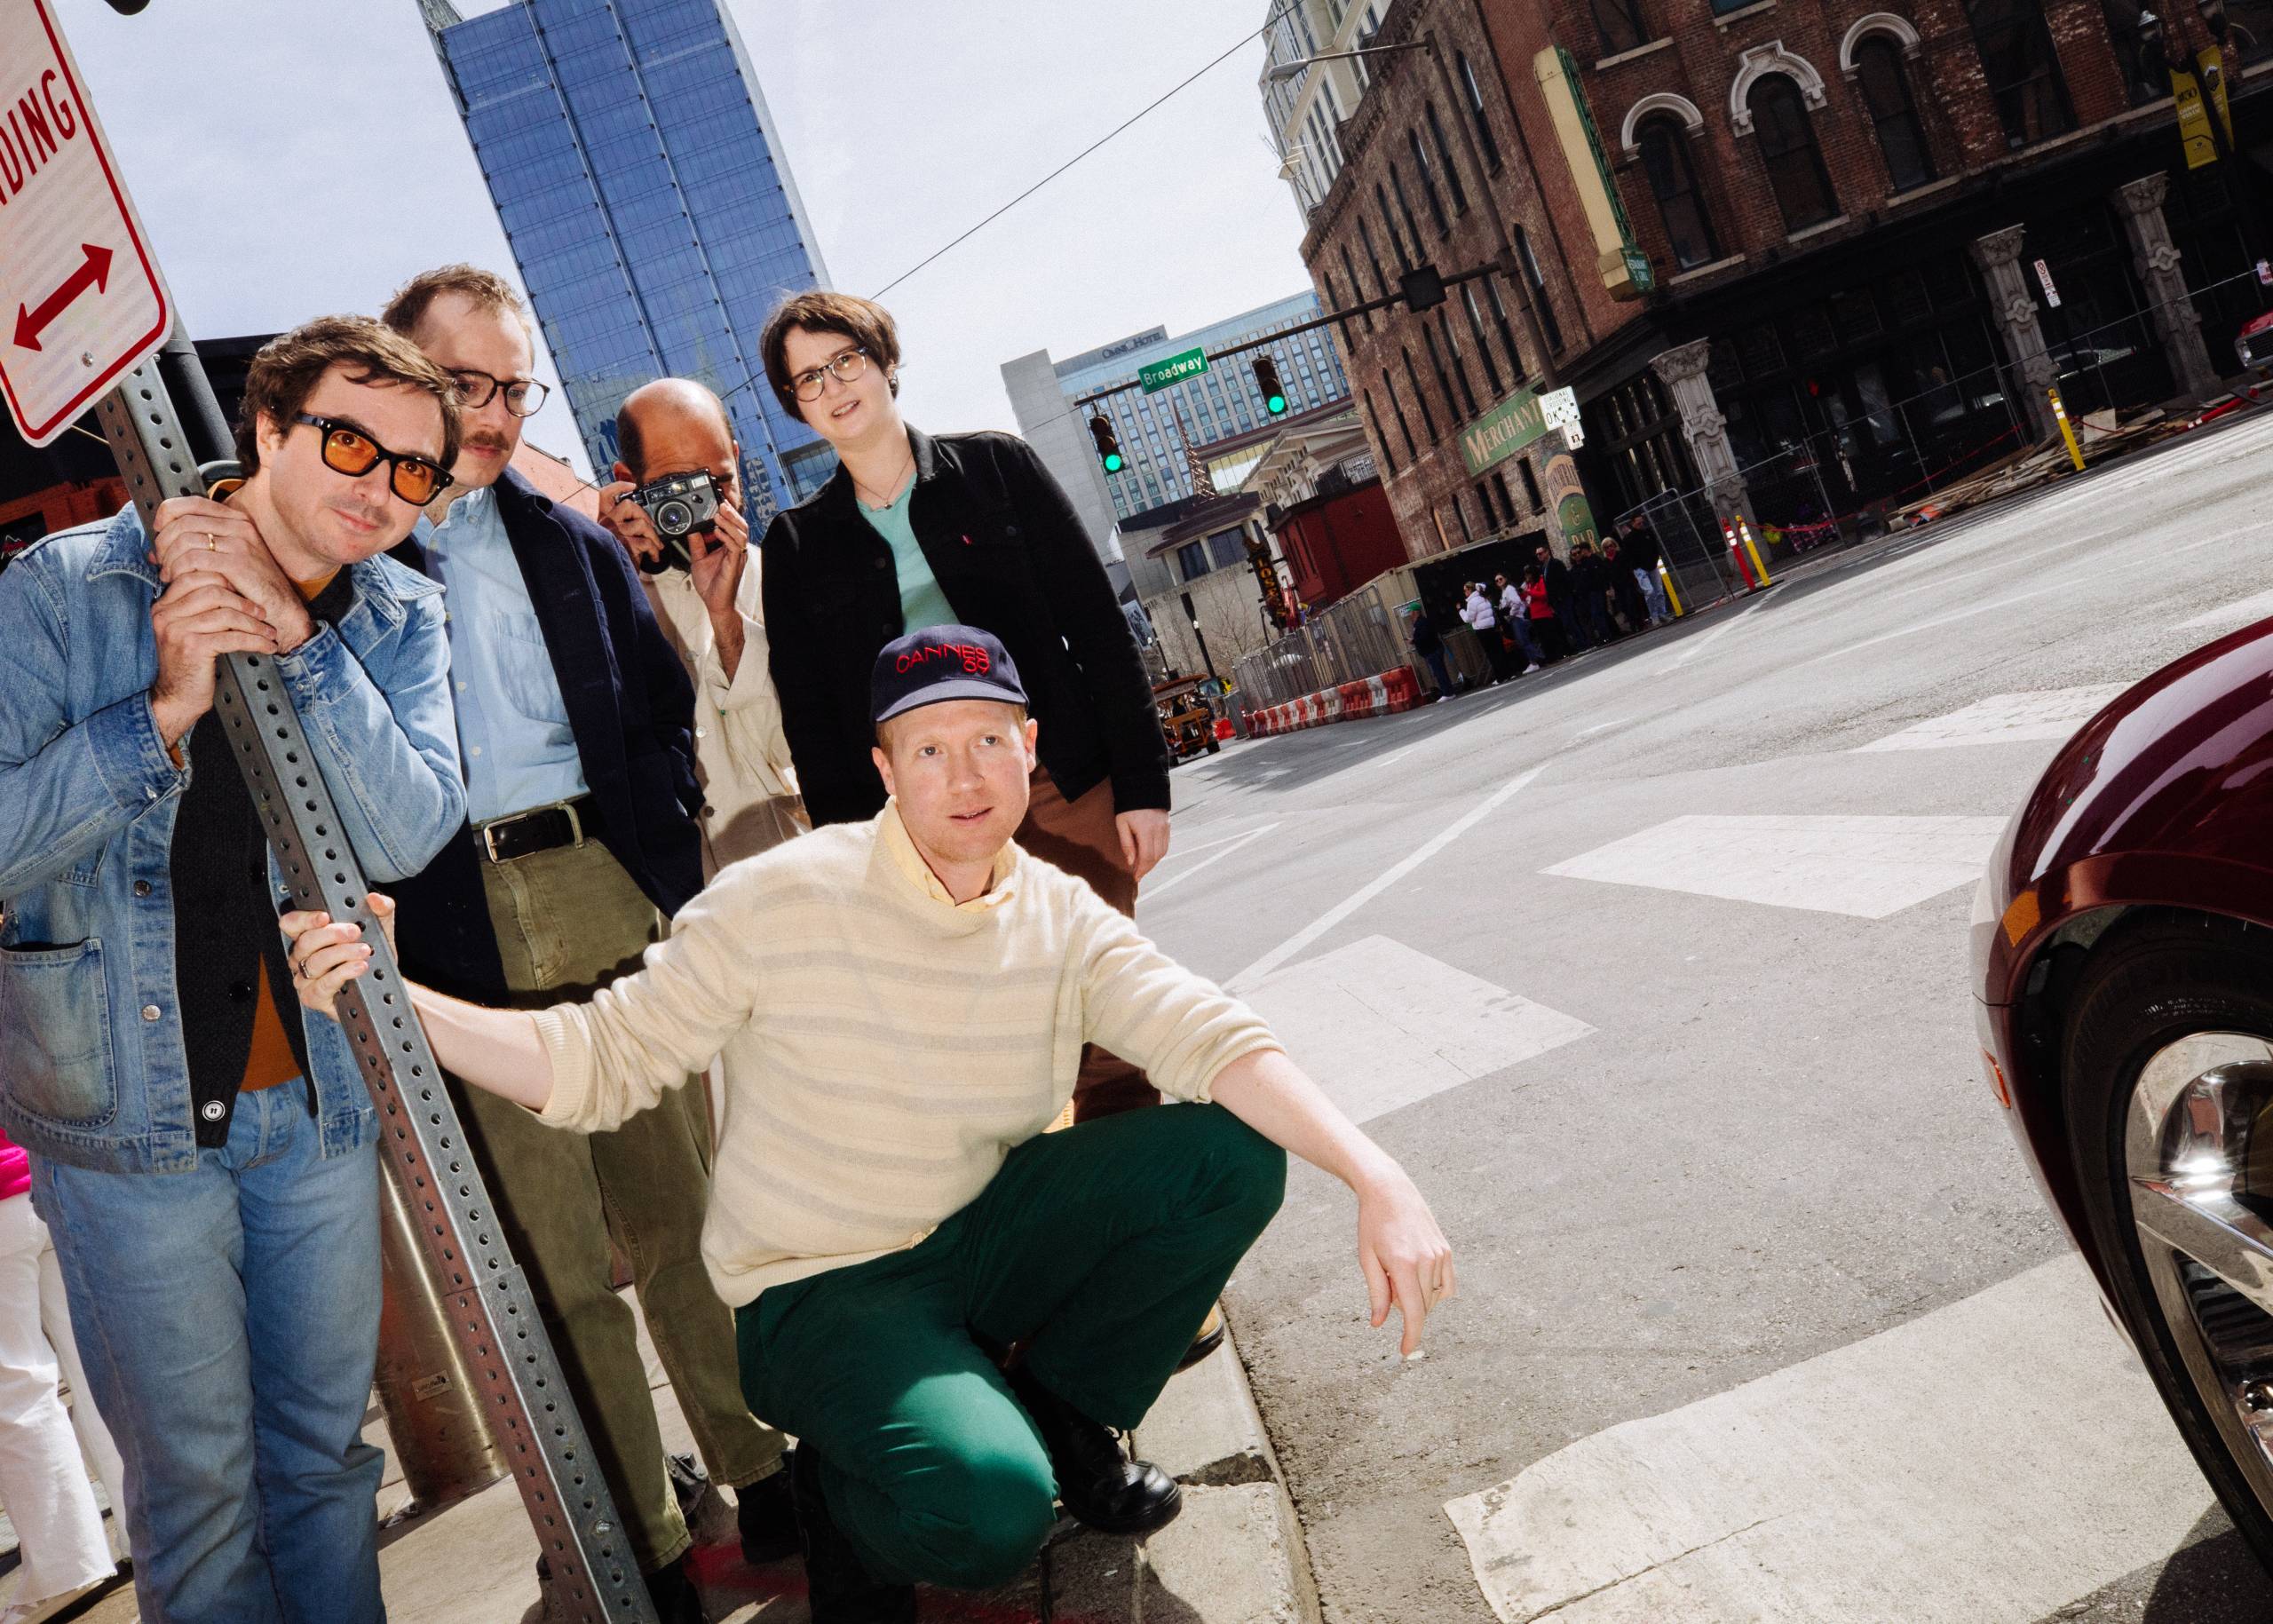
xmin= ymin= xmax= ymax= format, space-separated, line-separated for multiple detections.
xmin=630 ymin=471 xmax=721 ymax=572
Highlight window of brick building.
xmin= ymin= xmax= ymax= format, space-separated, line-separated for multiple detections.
xmin=1492 ymin=469 xmax=1517 ymax=521
xmin=1463 ymin=283 xmax=1507 ymax=394
xmin=1402 ymin=349 xmax=1441 ymax=440
xmin=1748 ymin=76 xmax=1839 ymax=233
xmin=1427 ymin=104 xmax=1471 ymax=212
xmin=1853 ymin=37 xmax=1937 ymax=190
xmin=1389 ymin=162 xmax=1431 ymax=249
xmin=1517 ymin=457 xmax=1543 ymax=511
xmin=1380 ymin=368 xmax=1422 ymax=459
xmin=1636 ymin=115 xmax=1718 ymax=270
xmin=1591 ymin=0 xmax=1649 ymax=57
xmin=1430 ymin=313 xmax=1479 ymax=416
xmin=1967 ymin=0 xmax=2076 ymax=147
xmin=1364 ymin=390 xmax=1400 ymax=473
xmin=1516 ymin=226 xmax=1564 ymax=353
xmin=1457 ymin=53 xmax=1503 ymax=170
xmin=1374 ymin=186 xmax=1414 ymax=268
xmin=1485 ymin=278 xmax=1528 ymax=380
xmin=1339 ymin=246 xmax=1371 ymax=331
xmin=1408 ymin=129 xmax=1453 ymax=236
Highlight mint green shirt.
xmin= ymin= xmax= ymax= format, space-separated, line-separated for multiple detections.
xmin=859 ymin=483 xmax=957 ymax=634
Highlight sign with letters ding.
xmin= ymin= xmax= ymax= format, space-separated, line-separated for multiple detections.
xmin=0 ymin=0 xmax=170 ymax=447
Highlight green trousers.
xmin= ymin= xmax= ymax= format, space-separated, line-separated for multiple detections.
xmin=455 ymin=835 xmax=787 ymax=1573
xmin=734 ymin=1104 xmax=1285 ymax=1591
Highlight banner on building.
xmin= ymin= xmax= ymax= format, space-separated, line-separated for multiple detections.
xmin=1460 ymin=387 xmax=1547 ymax=475
xmin=1542 ymin=451 xmax=1598 ymax=552
xmin=2172 ymin=45 xmax=2233 ymax=169
xmin=1533 ymin=46 xmax=1655 ymax=301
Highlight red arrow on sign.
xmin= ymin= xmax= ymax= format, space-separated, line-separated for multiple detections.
xmin=13 ymin=244 xmax=115 ymax=353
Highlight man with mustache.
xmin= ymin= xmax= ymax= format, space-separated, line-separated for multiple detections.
xmin=378 ymin=267 xmax=789 ymax=1622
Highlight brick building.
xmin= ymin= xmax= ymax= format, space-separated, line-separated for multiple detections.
xmin=1273 ymin=0 xmax=2273 ymax=585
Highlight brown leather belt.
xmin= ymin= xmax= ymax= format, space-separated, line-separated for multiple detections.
xmin=478 ymin=796 xmax=592 ymax=864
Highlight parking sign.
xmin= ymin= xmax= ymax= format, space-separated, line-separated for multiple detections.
xmin=0 ymin=0 xmax=169 ymax=447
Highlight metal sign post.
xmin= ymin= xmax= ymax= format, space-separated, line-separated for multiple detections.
xmin=94 ymin=361 xmax=658 ymax=1624
xmin=4 ymin=2 xmax=658 ymax=1616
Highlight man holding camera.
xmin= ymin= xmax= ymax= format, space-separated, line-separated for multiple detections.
xmin=377 ymin=266 xmax=792 ymax=1621
xmin=597 ymin=378 xmax=804 ymax=874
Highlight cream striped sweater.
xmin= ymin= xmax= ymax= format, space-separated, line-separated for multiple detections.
xmin=531 ymin=804 xmax=1280 ymax=1305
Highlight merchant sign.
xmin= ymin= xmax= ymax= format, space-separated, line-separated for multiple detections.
xmin=1459 ymin=387 xmax=1547 ymax=475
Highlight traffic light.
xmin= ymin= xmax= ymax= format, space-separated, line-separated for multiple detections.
xmin=1253 ymin=355 xmax=1288 ymax=416
xmin=1088 ymin=414 xmax=1124 ymax=474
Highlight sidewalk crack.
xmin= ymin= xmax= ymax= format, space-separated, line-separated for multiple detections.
xmin=1521 ymin=1517 xmax=1779 ymax=1622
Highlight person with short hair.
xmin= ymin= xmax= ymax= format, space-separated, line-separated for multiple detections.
xmin=1407 ymin=604 xmax=1455 ymax=700
xmin=1459 ymin=580 xmax=1514 ymax=683
xmin=379 ymin=266 xmax=790 ymax=1620
xmin=281 ymin=623 xmax=1456 ymax=1624
xmin=1624 ymin=513 xmax=1671 ymax=624
xmin=598 ymin=377 xmax=805 ymax=873
xmin=1493 ymin=572 xmax=1544 ymax=673
xmin=0 ymin=313 xmax=467 ymax=1624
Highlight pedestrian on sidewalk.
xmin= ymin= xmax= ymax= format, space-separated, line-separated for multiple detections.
xmin=1493 ymin=573 xmax=1544 ymax=672
xmin=1536 ymin=542 xmax=1587 ymax=651
xmin=1623 ymin=513 xmax=1672 ymax=624
xmin=281 ymin=623 xmax=1459 ymax=1624
xmin=0 ymin=1128 xmax=128 ymax=1624
xmin=1601 ymin=538 xmax=1650 ymax=635
xmin=1523 ymin=566 xmax=1569 ymax=662
xmin=1406 ymin=606 xmax=1455 ymax=700
xmin=756 ymin=291 xmax=1173 ymax=1131
xmin=382 ymin=268 xmax=793 ymax=1621
xmin=0 ymin=317 xmax=468 ymax=1624
xmin=1570 ymin=542 xmax=1619 ymax=646
xmin=1458 ymin=582 xmax=1514 ymax=683
xmin=598 ymin=377 xmax=807 ymax=875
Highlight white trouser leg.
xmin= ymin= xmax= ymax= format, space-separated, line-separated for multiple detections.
xmin=37 ymin=1221 xmax=128 ymax=1560
xmin=0 ymin=1195 xmax=115 ymax=1615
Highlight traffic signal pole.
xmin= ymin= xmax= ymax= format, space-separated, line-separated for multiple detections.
xmin=93 ymin=365 xmax=658 ymax=1624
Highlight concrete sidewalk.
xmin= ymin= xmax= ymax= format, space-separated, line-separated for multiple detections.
xmin=26 ymin=1300 xmax=1316 ymax=1624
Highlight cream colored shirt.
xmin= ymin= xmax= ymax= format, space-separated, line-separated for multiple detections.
xmin=638 ymin=558 xmax=804 ymax=873
xmin=532 ymin=804 xmax=1281 ymax=1305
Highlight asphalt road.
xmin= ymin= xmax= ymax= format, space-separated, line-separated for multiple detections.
xmin=1140 ymin=408 xmax=2273 ymax=1624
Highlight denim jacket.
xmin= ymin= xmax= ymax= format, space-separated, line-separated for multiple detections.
xmin=0 ymin=506 xmax=465 ymax=1175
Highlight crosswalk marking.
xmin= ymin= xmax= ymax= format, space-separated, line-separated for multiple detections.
xmin=1852 ymin=685 xmax=2130 ymax=752
xmin=1445 ymin=1255 xmax=2214 ymax=1624
xmin=1540 ymin=814 xmax=2007 ymax=920
xmin=1241 ymin=935 xmax=1592 ymax=1124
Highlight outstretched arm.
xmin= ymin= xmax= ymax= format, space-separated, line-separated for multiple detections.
xmin=1208 ymin=1049 xmax=1455 ymax=1357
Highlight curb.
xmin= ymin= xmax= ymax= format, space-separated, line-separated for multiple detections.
xmin=1039 ymin=1320 xmax=1321 ymax=1624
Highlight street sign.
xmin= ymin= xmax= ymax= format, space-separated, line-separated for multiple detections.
xmin=1139 ymin=345 xmax=1208 ymax=393
xmin=0 ymin=0 xmax=169 ymax=447
xmin=2033 ymin=258 xmax=2061 ymax=309
xmin=1459 ymin=387 xmax=1546 ymax=476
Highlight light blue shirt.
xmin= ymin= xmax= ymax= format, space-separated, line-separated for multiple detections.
xmin=421 ymin=484 xmax=590 ymax=825
xmin=859 ymin=482 xmax=957 ymax=633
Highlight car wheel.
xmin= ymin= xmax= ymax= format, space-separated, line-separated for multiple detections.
xmin=2064 ymin=918 xmax=2273 ymax=1572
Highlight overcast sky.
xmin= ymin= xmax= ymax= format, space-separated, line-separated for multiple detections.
xmin=58 ymin=0 xmax=1314 ymax=479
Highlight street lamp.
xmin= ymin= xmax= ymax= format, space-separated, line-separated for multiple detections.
xmin=1263 ymin=39 xmax=1430 ymax=84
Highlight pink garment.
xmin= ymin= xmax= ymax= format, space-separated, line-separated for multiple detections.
xmin=0 ymin=1127 xmax=28 ymax=1203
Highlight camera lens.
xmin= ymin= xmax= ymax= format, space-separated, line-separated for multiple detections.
xmin=655 ymin=499 xmax=693 ymax=535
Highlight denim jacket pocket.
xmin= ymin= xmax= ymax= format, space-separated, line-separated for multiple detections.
xmin=0 ymin=939 xmax=121 ymax=1129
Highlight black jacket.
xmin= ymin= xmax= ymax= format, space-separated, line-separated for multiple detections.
xmin=1622 ymin=521 xmax=1664 ymax=574
xmin=1537 ymin=554 xmax=1573 ymax=601
xmin=761 ymin=428 xmax=1169 ymax=828
xmin=386 ymin=469 xmax=703 ymax=1001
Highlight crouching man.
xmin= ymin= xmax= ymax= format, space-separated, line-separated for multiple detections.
xmin=282 ymin=624 xmax=1454 ymax=1623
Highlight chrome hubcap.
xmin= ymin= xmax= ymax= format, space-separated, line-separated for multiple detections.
xmin=2126 ymin=1033 xmax=2273 ymax=1510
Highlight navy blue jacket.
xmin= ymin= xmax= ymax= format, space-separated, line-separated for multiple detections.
xmin=386 ymin=469 xmax=703 ymax=1001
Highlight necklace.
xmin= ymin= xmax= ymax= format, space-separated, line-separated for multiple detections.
xmin=853 ymin=448 xmax=916 ymax=510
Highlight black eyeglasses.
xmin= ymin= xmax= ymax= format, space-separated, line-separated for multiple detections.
xmin=788 ymin=346 xmax=869 ymax=403
xmin=292 ymin=414 xmax=455 ymax=505
xmin=447 ymin=368 xmax=550 ymax=416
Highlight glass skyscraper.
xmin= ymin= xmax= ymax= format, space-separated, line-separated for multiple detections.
xmin=420 ymin=0 xmax=836 ymax=519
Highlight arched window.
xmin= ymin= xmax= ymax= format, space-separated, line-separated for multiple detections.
xmin=1635 ymin=115 xmax=1718 ymax=270
xmin=1457 ymin=52 xmax=1503 ymax=170
xmin=1747 ymin=75 xmax=1838 ymax=233
xmin=1967 ymin=0 xmax=2075 ymax=146
xmin=1852 ymin=36 xmax=1936 ymax=190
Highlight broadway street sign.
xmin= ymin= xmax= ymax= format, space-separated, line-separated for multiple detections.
xmin=1460 ymin=388 xmax=1547 ymax=475
xmin=1139 ymin=345 xmax=1208 ymax=392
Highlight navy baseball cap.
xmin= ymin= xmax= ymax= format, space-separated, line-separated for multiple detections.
xmin=871 ymin=624 xmax=1029 ymax=725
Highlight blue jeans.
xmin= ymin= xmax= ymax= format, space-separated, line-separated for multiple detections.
xmin=29 ymin=1087 xmax=385 ymax=1624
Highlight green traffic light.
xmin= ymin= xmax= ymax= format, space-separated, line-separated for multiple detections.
xmin=1104 ymin=452 xmax=1124 ymax=472
xmin=1267 ymin=393 xmax=1287 ymax=415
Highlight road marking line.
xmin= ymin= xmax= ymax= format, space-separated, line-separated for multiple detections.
xmin=1228 ymin=765 xmax=1547 ymax=993
xmin=1240 ymin=936 xmax=1592 ymax=1123
xmin=1373 ymin=741 xmax=1428 ymax=770
xmin=1157 ymin=824 xmax=1280 ymax=861
xmin=1852 ymin=685 xmax=2130 ymax=752
xmin=1445 ymin=1255 xmax=2214 ymax=1624
xmin=1667 ymin=587 xmax=1780 ymax=669
xmin=1141 ymin=823 xmax=1280 ymax=901
xmin=1573 ymin=715 xmax=1638 ymax=741
xmin=1541 ymin=813 xmax=2007 ymax=919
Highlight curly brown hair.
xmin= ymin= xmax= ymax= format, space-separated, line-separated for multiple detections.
xmin=234 ymin=315 xmax=462 ymax=477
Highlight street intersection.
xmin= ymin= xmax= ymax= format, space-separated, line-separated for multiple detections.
xmin=1143 ymin=409 xmax=2273 ymax=1624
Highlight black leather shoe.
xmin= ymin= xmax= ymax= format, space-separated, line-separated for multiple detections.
xmin=790 ymin=1446 xmax=916 ymax=1624
xmin=736 ymin=1462 xmax=801 ymax=1565
xmin=1007 ymin=1366 xmax=1182 ymax=1537
xmin=643 ymin=1555 xmax=707 ymax=1624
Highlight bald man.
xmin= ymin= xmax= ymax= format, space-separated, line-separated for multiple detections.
xmin=599 ymin=380 xmax=805 ymax=874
